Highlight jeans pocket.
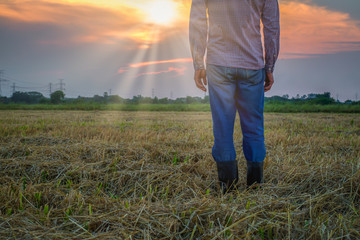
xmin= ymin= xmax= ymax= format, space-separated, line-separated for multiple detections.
xmin=207 ymin=64 xmax=227 ymax=84
xmin=245 ymin=69 xmax=264 ymax=85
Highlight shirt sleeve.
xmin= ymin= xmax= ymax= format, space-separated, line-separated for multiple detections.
xmin=262 ymin=0 xmax=280 ymax=73
xmin=189 ymin=0 xmax=208 ymax=70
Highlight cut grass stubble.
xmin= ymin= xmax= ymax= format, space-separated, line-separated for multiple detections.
xmin=0 ymin=111 xmax=359 ymax=239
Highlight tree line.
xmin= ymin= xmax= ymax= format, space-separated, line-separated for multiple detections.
xmin=1 ymin=90 xmax=359 ymax=105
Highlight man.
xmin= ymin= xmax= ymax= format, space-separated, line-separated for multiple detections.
xmin=189 ymin=0 xmax=280 ymax=193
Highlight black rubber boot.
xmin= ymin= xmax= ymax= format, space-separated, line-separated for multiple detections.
xmin=246 ymin=161 xmax=264 ymax=189
xmin=216 ymin=160 xmax=239 ymax=194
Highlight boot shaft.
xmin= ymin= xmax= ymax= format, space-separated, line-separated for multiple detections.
xmin=246 ymin=161 xmax=264 ymax=187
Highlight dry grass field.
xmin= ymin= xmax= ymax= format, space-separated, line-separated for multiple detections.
xmin=0 ymin=111 xmax=359 ymax=239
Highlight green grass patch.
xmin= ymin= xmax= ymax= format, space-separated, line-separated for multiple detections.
xmin=1 ymin=103 xmax=360 ymax=113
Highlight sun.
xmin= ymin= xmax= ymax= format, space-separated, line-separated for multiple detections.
xmin=145 ymin=0 xmax=178 ymax=26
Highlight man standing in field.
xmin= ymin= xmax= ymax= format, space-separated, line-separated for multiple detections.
xmin=189 ymin=0 xmax=280 ymax=193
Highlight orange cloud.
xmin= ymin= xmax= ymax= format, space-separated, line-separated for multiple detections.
xmin=279 ymin=1 xmax=360 ymax=58
xmin=0 ymin=1 xmax=137 ymax=25
xmin=1 ymin=0 xmax=360 ymax=57
xmin=117 ymin=68 xmax=129 ymax=74
xmin=0 ymin=0 xmax=178 ymax=46
xmin=117 ymin=58 xmax=192 ymax=74
xmin=178 ymin=0 xmax=360 ymax=58
xmin=176 ymin=0 xmax=360 ymax=58
xmin=130 ymin=58 xmax=192 ymax=68
xmin=135 ymin=66 xmax=186 ymax=78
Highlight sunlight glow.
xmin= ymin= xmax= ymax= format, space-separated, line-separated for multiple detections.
xmin=144 ymin=0 xmax=179 ymax=26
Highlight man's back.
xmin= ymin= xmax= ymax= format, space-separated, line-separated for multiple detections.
xmin=189 ymin=0 xmax=280 ymax=193
xmin=190 ymin=0 xmax=279 ymax=73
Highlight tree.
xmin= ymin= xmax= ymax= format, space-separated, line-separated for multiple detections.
xmin=50 ymin=90 xmax=65 ymax=104
xmin=0 ymin=96 xmax=9 ymax=104
xmin=108 ymin=95 xmax=123 ymax=103
xmin=130 ymin=95 xmax=142 ymax=104
xmin=308 ymin=92 xmax=335 ymax=105
xmin=186 ymin=96 xmax=195 ymax=104
xmin=11 ymin=91 xmax=30 ymax=103
xmin=158 ymin=97 xmax=169 ymax=104
xmin=202 ymin=95 xmax=210 ymax=103
xmin=11 ymin=91 xmax=44 ymax=104
xmin=93 ymin=94 xmax=105 ymax=103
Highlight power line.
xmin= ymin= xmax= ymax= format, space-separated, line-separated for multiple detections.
xmin=3 ymin=74 xmax=47 ymax=88
xmin=0 ymin=71 xmax=59 ymax=97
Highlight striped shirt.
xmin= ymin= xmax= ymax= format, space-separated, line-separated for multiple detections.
xmin=189 ymin=0 xmax=280 ymax=73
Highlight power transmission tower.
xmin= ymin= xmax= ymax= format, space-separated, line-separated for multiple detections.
xmin=0 ymin=70 xmax=9 ymax=97
xmin=49 ymin=83 xmax=52 ymax=95
xmin=356 ymin=93 xmax=358 ymax=101
xmin=152 ymin=88 xmax=155 ymax=98
xmin=109 ymin=89 xmax=112 ymax=95
xmin=59 ymin=79 xmax=65 ymax=92
xmin=11 ymin=83 xmax=16 ymax=94
xmin=170 ymin=91 xmax=173 ymax=99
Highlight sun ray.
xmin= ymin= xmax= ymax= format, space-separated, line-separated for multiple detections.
xmin=114 ymin=48 xmax=150 ymax=99
xmin=141 ymin=31 xmax=160 ymax=97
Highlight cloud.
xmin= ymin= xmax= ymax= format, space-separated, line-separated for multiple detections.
xmin=279 ymin=1 xmax=360 ymax=58
xmin=116 ymin=58 xmax=191 ymax=79
xmin=173 ymin=0 xmax=360 ymax=58
xmin=129 ymin=58 xmax=192 ymax=68
xmin=135 ymin=66 xmax=186 ymax=78
xmin=117 ymin=68 xmax=129 ymax=74
xmin=0 ymin=0 xmax=181 ymax=46
xmin=117 ymin=58 xmax=192 ymax=74
xmin=1 ymin=0 xmax=360 ymax=58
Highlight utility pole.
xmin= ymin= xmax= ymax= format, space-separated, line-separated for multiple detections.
xmin=0 ymin=70 xmax=9 ymax=97
xmin=49 ymin=83 xmax=52 ymax=96
xmin=59 ymin=79 xmax=65 ymax=92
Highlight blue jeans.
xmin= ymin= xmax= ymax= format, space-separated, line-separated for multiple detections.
xmin=207 ymin=64 xmax=266 ymax=163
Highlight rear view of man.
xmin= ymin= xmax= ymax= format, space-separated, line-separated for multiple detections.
xmin=189 ymin=0 xmax=280 ymax=193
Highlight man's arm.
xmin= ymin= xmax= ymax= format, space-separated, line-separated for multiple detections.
xmin=189 ymin=0 xmax=208 ymax=92
xmin=262 ymin=0 xmax=280 ymax=92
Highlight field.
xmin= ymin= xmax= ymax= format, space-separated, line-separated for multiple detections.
xmin=0 ymin=110 xmax=359 ymax=239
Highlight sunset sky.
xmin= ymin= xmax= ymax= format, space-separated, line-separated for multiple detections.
xmin=0 ymin=0 xmax=360 ymax=101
